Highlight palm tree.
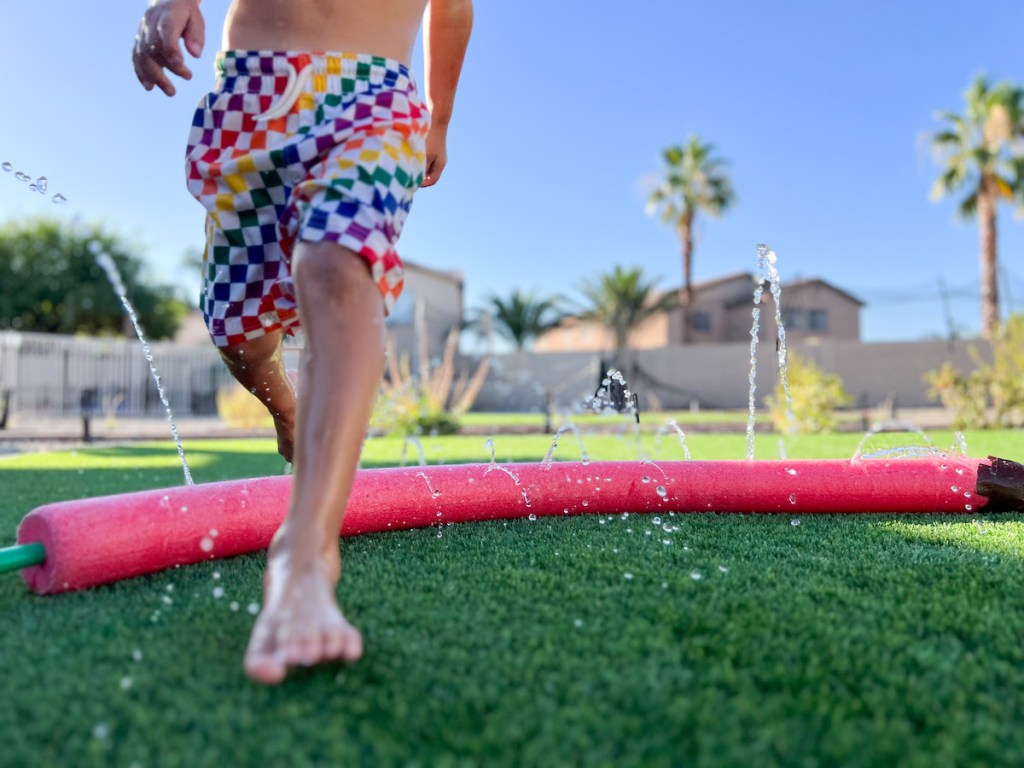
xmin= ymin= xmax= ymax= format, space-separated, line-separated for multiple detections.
xmin=931 ymin=75 xmax=1024 ymax=338
xmin=646 ymin=134 xmax=735 ymax=342
xmin=476 ymin=289 xmax=565 ymax=350
xmin=578 ymin=265 xmax=678 ymax=366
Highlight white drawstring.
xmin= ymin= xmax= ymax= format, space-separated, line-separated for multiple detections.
xmin=255 ymin=62 xmax=313 ymax=122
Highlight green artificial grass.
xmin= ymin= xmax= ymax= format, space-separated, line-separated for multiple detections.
xmin=2 ymin=429 xmax=1024 ymax=766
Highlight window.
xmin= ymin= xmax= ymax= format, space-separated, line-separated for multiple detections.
xmin=779 ymin=309 xmax=829 ymax=332
xmin=780 ymin=309 xmax=804 ymax=330
xmin=692 ymin=310 xmax=711 ymax=332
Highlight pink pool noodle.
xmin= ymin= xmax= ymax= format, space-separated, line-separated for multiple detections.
xmin=16 ymin=456 xmax=998 ymax=594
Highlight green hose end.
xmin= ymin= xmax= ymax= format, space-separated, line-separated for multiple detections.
xmin=0 ymin=542 xmax=46 ymax=575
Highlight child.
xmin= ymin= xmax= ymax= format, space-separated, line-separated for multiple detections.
xmin=132 ymin=0 xmax=473 ymax=684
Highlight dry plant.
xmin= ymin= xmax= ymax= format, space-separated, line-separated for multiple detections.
xmin=375 ymin=326 xmax=490 ymax=435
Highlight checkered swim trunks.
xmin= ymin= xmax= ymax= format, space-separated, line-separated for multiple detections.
xmin=185 ymin=51 xmax=430 ymax=347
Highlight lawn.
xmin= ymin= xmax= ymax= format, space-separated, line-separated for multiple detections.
xmin=2 ymin=428 xmax=1024 ymax=766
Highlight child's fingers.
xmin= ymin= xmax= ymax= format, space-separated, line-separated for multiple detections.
xmin=183 ymin=13 xmax=205 ymax=58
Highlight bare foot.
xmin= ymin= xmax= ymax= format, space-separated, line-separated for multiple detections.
xmin=244 ymin=543 xmax=363 ymax=685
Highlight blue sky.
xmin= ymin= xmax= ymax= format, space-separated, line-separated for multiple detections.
xmin=2 ymin=1 xmax=1023 ymax=341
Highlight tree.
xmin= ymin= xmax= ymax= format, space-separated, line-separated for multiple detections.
xmin=475 ymin=289 xmax=565 ymax=350
xmin=646 ymin=134 xmax=735 ymax=342
xmin=577 ymin=265 xmax=677 ymax=365
xmin=931 ymin=76 xmax=1024 ymax=339
xmin=0 ymin=218 xmax=187 ymax=339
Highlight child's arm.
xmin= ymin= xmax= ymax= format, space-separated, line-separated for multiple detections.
xmin=132 ymin=0 xmax=206 ymax=96
xmin=421 ymin=0 xmax=474 ymax=187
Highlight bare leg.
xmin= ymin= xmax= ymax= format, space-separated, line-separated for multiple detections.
xmin=244 ymin=241 xmax=385 ymax=684
xmin=218 ymin=330 xmax=297 ymax=462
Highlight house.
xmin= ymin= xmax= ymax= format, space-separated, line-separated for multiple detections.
xmin=534 ymin=272 xmax=863 ymax=352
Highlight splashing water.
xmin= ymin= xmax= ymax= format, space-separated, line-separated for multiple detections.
xmin=2 ymin=160 xmax=67 ymax=203
xmin=587 ymin=369 xmax=639 ymax=423
xmin=541 ymin=423 xmax=590 ymax=467
xmin=400 ymin=435 xmax=427 ymax=467
xmin=482 ymin=440 xmax=532 ymax=507
xmin=759 ymin=244 xmax=795 ymax=433
xmin=746 ymin=245 xmax=793 ymax=459
xmin=745 ymin=270 xmax=764 ymax=460
xmin=851 ymin=423 xmax=939 ymax=462
xmin=666 ymin=419 xmax=691 ymax=461
xmin=92 ymin=244 xmax=192 ymax=485
xmin=953 ymin=431 xmax=968 ymax=456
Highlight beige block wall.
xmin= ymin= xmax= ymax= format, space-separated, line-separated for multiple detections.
xmin=473 ymin=339 xmax=990 ymax=412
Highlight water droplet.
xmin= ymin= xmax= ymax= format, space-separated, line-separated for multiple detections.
xmin=624 ymin=572 xmax=634 ymax=580
xmin=436 ymin=510 xmax=442 ymax=518
xmin=951 ymin=486 xmax=959 ymax=493
xmin=965 ymin=504 xmax=973 ymax=511
xmin=652 ymin=516 xmax=662 ymax=525
xmin=955 ymin=468 xmax=964 ymax=475
xmin=785 ymin=468 xmax=797 ymax=476
xmin=199 ymin=536 xmax=214 ymax=552
xmin=528 ymin=513 xmax=537 ymax=521
xmin=1 ymin=162 xmax=11 ymax=172
xmin=119 ymin=676 xmax=133 ymax=690
xmin=964 ymin=491 xmax=972 ymax=499
xmin=247 ymin=602 xmax=260 ymax=615
xmin=212 ymin=571 xmax=221 ymax=580
xmin=573 ymin=618 xmax=584 ymax=628
xmin=598 ymin=518 xmax=606 ymax=525
xmin=642 ymin=475 xmax=651 ymax=483
xmin=718 ymin=565 xmax=729 ymax=574
xmin=791 ymin=519 xmax=801 ymax=527
xmin=36 ymin=176 xmax=47 ymax=191
xmin=581 ymin=500 xmax=589 ymax=507
xmin=788 ymin=493 xmax=797 ymax=505
xmin=212 ymin=586 xmax=224 ymax=599
xmin=14 ymin=171 xmax=29 ymax=182
xmin=661 ymin=581 xmax=669 ymax=589
xmin=28 ymin=183 xmax=37 ymax=192
xmin=655 ymin=485 xmax=667 ymax=498
xmin=132 ymin=649 xmax=143 ymax=663
xmin=92 ymin=723 xmax=110 ymax=740
xmin=180 ymin=505 xmax=189 ymax=513
xmin=690 ymin=570 xmax=703 ymax=581
xmin=161 ymin=595 xmax=173 ymax=605
xmin=431 ymin=490 xmax=441 ymax=499
xmin=563 ymin=507 xmax=570 ymax=515
xmin=662 ymin=539 xmax=672 ymax=545
xmin=229 ymin=601 xmax=240 ymax=611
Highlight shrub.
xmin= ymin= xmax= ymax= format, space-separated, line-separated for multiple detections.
xmin=372 ymin=327 xmax=490 ymax=436
xmin=216 ymin=382 xmax=274 ymax=428
xmin=926 ymin=314 xmax=1024 ymax=429
xmin=766 ymin=351 xmax=852 ymax=434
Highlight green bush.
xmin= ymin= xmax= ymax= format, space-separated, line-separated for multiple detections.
xmin=766 ymin=351 xmax=853 ymax=434
xmin=926 ymin=314 xmax=1024 ymax=429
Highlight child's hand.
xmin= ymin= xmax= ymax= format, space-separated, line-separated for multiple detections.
xmin=422 ymin=125 xmax=448 ymax=187
xmin=132 ymin=0 xmax=205 ymax=97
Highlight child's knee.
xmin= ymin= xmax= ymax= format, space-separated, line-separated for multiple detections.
xmin=292 ymin=242 xmax=373 ymax=298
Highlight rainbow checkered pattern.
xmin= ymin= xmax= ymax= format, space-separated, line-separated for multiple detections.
xmin=185 ymin=51 xmax=430 ymax=347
